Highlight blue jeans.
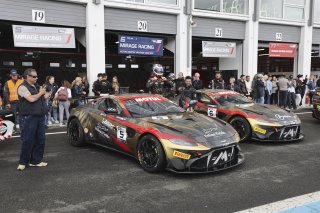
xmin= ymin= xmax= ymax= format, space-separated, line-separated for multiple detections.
xmin=264 ymin=92 xmax=271 ymax=104
xmin=45 ymin=100 xmax=58 ymax=124
xmin=256 ymin=97 xmax=264 ymax=104
xmin=19 ymin=115 xmax=46 ymax=165
xmin=279 ymin=90 xmax=288 ymax=108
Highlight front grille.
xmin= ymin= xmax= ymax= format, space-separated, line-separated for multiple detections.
xmin=269 ymin=125 xmax=300 ymax=140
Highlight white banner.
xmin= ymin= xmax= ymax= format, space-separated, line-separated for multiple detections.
xmin=202 ymin=41 xmax=236 ymax=58
xmin=12 ymin=25 xmax=75 ymax=48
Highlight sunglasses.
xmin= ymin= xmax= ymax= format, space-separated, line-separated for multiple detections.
xmin=28 ymin=75 xmax=38 ymax=79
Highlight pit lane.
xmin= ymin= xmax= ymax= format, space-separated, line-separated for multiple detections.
xmin=0 ymin=110 xmax=319 ymax=213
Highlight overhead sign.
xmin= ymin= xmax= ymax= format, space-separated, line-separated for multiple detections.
xmin=12 ymin=25 xmax=75 ymax=48
xmin=269 ymin=43 xmax=298 ymax=58
xmin=118 ymin=35 xmax=163 ymax=56
xmin=202 ymin=41 xmax=236 ymax=58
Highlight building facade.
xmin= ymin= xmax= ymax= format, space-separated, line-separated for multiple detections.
xmin=0 ymin=0 xmax=319 ymax=91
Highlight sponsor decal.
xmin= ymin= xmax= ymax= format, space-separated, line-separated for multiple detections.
xmin=211 ymin=147 xmax=234 ymax=165
xmin=102 ymin=119 xmax=115 ymax=129
xmin=134 ymin=97 xmax=163 ymax=103
xmin=275 ymin=114 xmax=291 ymax=120
xmin=173 ymin=150 xmax=191 ymax=160
xmin=253 ymin=126 xmax=267 ymax=134
xmin=95 ymin=123 xmax=110 ymax=139
xmin=216 ymin=91 xmax=237 ymax=95
xmin=151 ymin=116 xmax=169 ymax=120
xmin=0 ymin=119 xmax=14 ymax=141
xmin=204 ymin=131 xmax=226 ymax=138
xmin=117 ymin=126 xmax=127 ymax=142
xmin=279 ymin=126 xmax=298 ymax=139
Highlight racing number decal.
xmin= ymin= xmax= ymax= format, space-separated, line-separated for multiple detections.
xmin=208 ymin=107 xmax=217 ymax=118
xmin=117 ymin=127 xmax=127 ymax=141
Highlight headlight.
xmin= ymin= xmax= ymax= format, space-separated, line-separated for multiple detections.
xmin=292 ymin=113 xmax=301 ymax=123
xmin=169 ymin=138 xmax=198 ymax=147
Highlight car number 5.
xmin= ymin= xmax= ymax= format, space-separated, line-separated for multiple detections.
xmin=117 ymin=127 xmax=127 ymax=141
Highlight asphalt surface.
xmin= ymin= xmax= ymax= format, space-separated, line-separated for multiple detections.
xmin=0 ymin=109 xmax=319 ymax=213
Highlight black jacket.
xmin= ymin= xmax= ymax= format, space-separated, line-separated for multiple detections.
xmin=238 ymin=80 xmax=248 ymax=95
xmin=192 ymin=80 xmax=203 ymax=90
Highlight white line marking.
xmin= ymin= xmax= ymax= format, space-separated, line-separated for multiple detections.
xmin=295 ymin=112 xmax=312 ymax=115
xmin=11 ymin=131 xmax=67 ymax=138
xmin=235 ymin=191 xmax=320 ymax=213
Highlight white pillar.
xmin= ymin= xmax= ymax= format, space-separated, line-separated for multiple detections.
xmin=86 ymin=1 xmax=105 ymax=96
xmin=298 ymin=26 xmax=313 ymax=77
xmin=175 ymin=0 xmax=191 ymax=77
xmin=243 ymin=0 xmax=259 ymax=77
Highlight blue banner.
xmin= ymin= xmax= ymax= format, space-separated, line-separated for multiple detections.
xmin=118 ymin=35 xmax=163 ymax=56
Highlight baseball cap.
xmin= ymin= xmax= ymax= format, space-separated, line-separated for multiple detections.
xmin=10 ymin=69 xmax=18 ymax=76
xmin=257 ymin=74 xmax=264 ymax=78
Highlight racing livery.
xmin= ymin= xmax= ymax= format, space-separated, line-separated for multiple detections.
xmin=67 ymin=94 xmax=244 ymax=173
xmin=312 ymin=88 xmax=320 ymax=120
xmin=195 ymin=90 xmax=303 ymax=142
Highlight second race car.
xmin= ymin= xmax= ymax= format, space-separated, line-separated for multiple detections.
xmin=195 ymin=89 xmax=303 ymax=142
xmin=312 ymin=88 xmax=320 ymax=120
xmin=67 ymin=94 xmax=244 ymax=173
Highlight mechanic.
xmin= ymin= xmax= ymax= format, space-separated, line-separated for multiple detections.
xmin=179 ymin=76 xmax=197 ymax=112
xmin=3 ymin=69 xmax=23 ymax=129
xmin=17 ymin=68 xmax=50 ymax=171
xmin=100 ymin=74 xmax=113 ymax=95
xmin=92 ymin=73 xmax=103 ymax=96
xmin=146 ymin=64 xmax=168 ymax=95
xmin=210 ymin=71 xmax=225 ymax=89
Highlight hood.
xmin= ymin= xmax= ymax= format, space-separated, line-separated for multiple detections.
xmin=141 ymin=113 xmax=237 ymax=148
xmin=235 ymin=103 xmax=300 ymax=125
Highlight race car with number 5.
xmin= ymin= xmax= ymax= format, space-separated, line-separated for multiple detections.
xmin=67 ymin=94 xmax=244 ymax=173
xmin=195 ymin=90 xmax=303 ymax=142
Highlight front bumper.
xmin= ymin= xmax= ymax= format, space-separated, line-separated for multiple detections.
xmin=252 ymin=124 xmax=303 ymax=142
xmin=166 ymin=145 xmax=244 ymax=173
xmin=312 ymin=105 xmax=320 ymax=120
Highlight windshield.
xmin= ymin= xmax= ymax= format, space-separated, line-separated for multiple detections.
xmin=215 ymin=94 xmax=253 ymax=106
xmin=124 ymin=98 xmax=185 ymax=118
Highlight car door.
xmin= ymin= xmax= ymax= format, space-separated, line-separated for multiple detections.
xmin=195 ymin=92 xmax=218 ymax=118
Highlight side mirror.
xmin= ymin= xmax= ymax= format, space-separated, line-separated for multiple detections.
xmin=104 ymin=107 xmax=118 ymax=114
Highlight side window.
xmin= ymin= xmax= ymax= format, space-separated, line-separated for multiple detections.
xmin=199 ymin=94 xmax=213 ymax=105
xmin=99 ymin=98 xmax=126 ymax=116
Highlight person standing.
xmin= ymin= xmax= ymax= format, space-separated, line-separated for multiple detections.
xmin=264 ymin=75 xmax=272 ymax=104
xmin=81 ymin=76 xmax=90 ymax=97
xmin=112 ymin=76 xmax=120 ymax=94
xmin=270 ymin=76 xmax=278 ymax=105
xmin=17 ymin=68 xmax=49 ymax=171
xmin=55 ymin=80 xmax=72 ymax=126
xmin=287 ymin=75 xmax=297 ymax=110
xmin=226 ymin=77 xmax=240 ymax=93
xmin=179 ymin=76 xmax=197 ymax=112
xmin=71 ymin=77 xmax=86 ymax=106
xmin=3 ymin=69 xmax=23 ymax=129
xmin=192 ymin=72 xmax=203 ymax=90
xmin=307 ymin=75 xmax=316 ymax=105
xmin=245 ymin=75 xmax=252 ymax=98
xmin=146 ymin=64 xmax=167 ymax=95
xmin=100 ymin=74 xmax=113 ymax=95
xmin=210 ymin=71 xmax=225 ymax=89
xmin=256 ymin=74 xmax=265 ymax=104
xmin=278 ymin=75 xmax=289 ymax=108
xmin=175 ymin=72 xmax=185 ymax=95
xmin=238 ymin=75 xmax=248 ymax=95
xmin=295 ymin=75 xmax=303 ymax=107
xmin=45 ymin=76 xmax=59 ymax=125
xmin=92 ymin=73 xmax=103 ymax=96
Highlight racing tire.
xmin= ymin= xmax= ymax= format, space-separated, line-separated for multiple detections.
xmin=67 ymin=118 xmax=86 ymax=147
xmin=229 ymin=116 xmax=251 ymax=142
xmin=137 ymin=135 xmax=166 ymax=173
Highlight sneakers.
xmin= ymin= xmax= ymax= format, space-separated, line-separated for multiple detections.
xmin=17 ymin=164 xmax=26 ymax=171
xmin=48 ymin=121 xmax=52 ymax=125
xmin=59 ymin=123 xmax=65 ymax=127
xmin=54 ymin=121 xmax=59 ymax=124
xmin=15 ymin=124 xmax=20 ymax=129
xmin=29 ymin=162 xmax=48 ymax=167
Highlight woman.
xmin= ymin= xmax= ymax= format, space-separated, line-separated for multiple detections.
xmin=112 ymin=76 xmax=120 ymax=94
xmin=270 ymin=76 xmax=278 ymax=105
xmin=81 ymin=76 xmax=90 ymax=97
xmin=55 ymin=80 xmax=72 ymax=126
xmin=71 ymin=77 xmax=86 ymax=106
xmin=226 ymin=77 xmax=240 ymax=93
xmin=45 ymin=76 xmax=59 ymax=125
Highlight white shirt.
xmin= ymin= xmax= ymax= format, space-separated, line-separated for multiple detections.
xmin=55 ymin=87 xmax=72 ymax=98
xmin=245 ymin=80 xmax=252 ymax=93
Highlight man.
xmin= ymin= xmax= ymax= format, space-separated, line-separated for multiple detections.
xmin=226 ymin=77 xmax=240 ymax=93
xmin=210 ymin=71 xmax=225 ymax=89
xmin=163 ymin=73 xmax=176 ymax=99
xmin=175 ymin=72 xmax=185 ymax=95
xmin=238 ymin=75 xmax=248 ymax=95
xmin=256 ymin=74 xmax=265 ymax=104
xmin=264 ymin=75 xmax=272 ymax=104
xmin=287 ymin=75 xmax=297 ymax=110
xmin=146 ymin=64 xmax=167 ymax=95
xmin=92 ymin=73 xmax=103 ymax=96
xmin=179 ymin=76 xmax=197 ymax=112
xmin=17 ymin=68 xmax=50 ymax=171
xmin=278 ymin=75 xmax=289 ymax=108
xmin=307 ymin=75 xmax=316 ymax=105
xmin=100 ymin=74 xmax=112 ymax=95
xmin=245 ymin=75 xmax=252 ymax=97
xmin=3 ymin=69 xmax=23 ymax=129
xmin=192 ymin=72 xmax=203 ymax=90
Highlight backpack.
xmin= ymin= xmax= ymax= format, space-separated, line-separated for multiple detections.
xmin=58 ymin=88 xmax=68 ymax=101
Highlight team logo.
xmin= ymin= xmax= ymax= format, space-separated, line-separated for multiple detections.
xmin=275 ymin=114 xmax=291 ymax=120
xmin=0 ymin=118 xmax=14 ymax=141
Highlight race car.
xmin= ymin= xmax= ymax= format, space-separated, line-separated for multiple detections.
xmin=194 ymin=89 xmax=303 ymax=142
xmin=67 ymin=94 xmax=244 ymax=173
xmin=312 ymin=88 xmax=320 ymax=120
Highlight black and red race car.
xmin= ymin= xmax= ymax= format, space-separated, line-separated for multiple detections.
xmin=67 ymin=94 xmax=244 ymax=173
xmin=194 ymin=90 xmax=303 ymax=142
xmin=312 ymin=88 xmax=320 ymax=120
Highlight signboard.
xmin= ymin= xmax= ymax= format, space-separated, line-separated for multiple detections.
xmin=138 ymin=21 xmax=147 ymax=32
xmin=32 ymin=10 xmax=45 ymax=23
xmin=118 ymin=35 xmax=163 ymax=56
xmin=215 ymin=28 xmax=223 ymax=38
xmin=269 ymin=43 xmax=298 ymax=58
xmin=12 ymin=25 xmax=75 ymax=48
xmin=276 ymin=33 xmax=282 ymax=41
xmin=202 ymin=41 xmax=236 ymax=58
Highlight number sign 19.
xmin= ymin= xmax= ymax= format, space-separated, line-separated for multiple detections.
xmin=32 ymin=10 xmax=45 ymax=23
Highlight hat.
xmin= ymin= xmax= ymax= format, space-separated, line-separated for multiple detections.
xmin=297 ymin=74 xmax=303 ymax=78
xmin=257 ymin=74 xmax=264 ymax=78
xmin=10 ymin=69 xmax=18 ymax=75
